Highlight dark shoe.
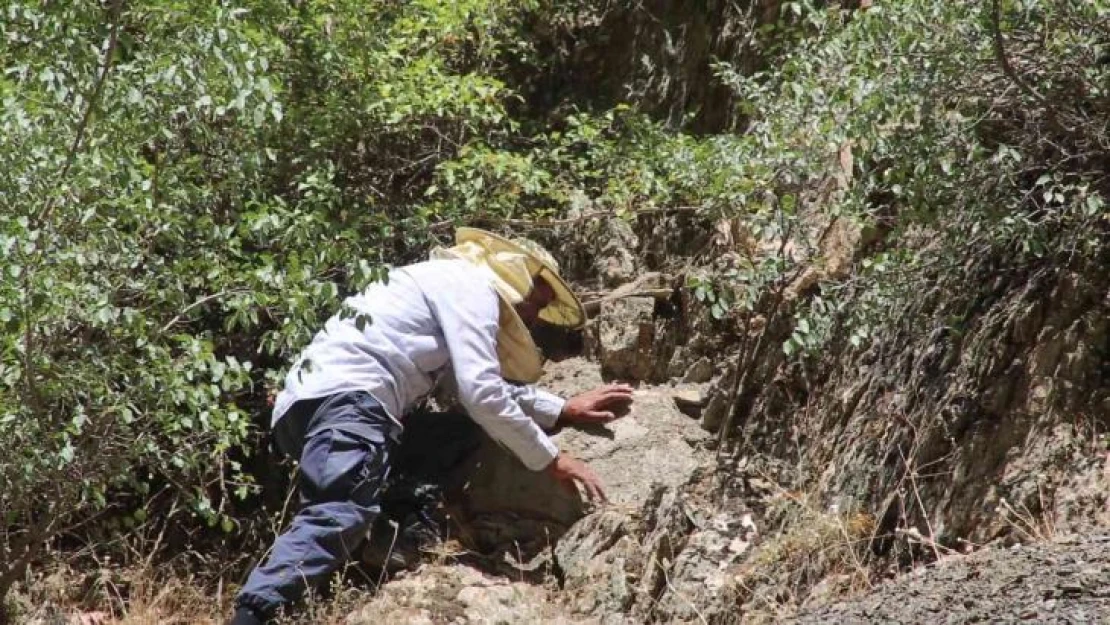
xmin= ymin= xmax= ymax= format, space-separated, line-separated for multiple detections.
xmin=361 ymin=519 xmax=422 ymax=571
xmin=228 ymin=606 xmax=265 ymax=625
xmin=361 ymin=496 xmax=446 ymax=572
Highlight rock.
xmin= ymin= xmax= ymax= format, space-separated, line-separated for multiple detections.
xmin=346 ymin=357 xmax=730 ymax=625
xmin=556 ymin=212 xmax=641 ymax=289
xmin=464 ymin=359 xmax=708 ymax=512
xmin=555 ymin=511 xmax=638 ymax=615
xmin=700 ymin=387 xmax=730 ymax=433
xmin=456 ymin=359 xmax=710 ymax=559
xmin=682 ymin=357 xmax=715 ymax=383
xmin=649 ymin=510 xmax=758 ymax=622
xmin=672 ymin=387 xmax=707 ymax=418
xmin=347 ymin=606 xmax=435 ymax=625
xmin=797 ymin=536 xmax=1110 ymax=624
xmin=347 ymin=564 xmax=591 ymax=624
xmin=586 ymin=296 xmax=656 ymax=381
xmin=595 ymin=218 xmax=640 ymax=287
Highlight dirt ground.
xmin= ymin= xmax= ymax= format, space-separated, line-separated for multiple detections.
xmin=796 ymin=535 xmax=1110 ymax=624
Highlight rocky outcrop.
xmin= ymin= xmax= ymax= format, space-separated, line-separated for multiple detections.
xmin=457 ymin=358 xmax=711 ymax=546
xmin=349 ymin=226 xmax=1109 ymax=624
xmin=587 ymin=296 xmax=659 ymax=382
xmin=350 ymin=355 xmax=751 ymax=624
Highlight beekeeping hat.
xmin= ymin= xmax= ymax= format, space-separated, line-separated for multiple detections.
xmin=430 ymin=227 xmax=586 ymax=382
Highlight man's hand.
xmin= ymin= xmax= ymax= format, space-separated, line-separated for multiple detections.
xmin=547 ymin=452 xmax=608 ymax=502
xmin=561 ymin=383 xmax=634 ymax=424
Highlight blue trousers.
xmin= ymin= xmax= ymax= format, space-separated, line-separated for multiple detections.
xmin=237 ymin=391 xmax=400 ymax=617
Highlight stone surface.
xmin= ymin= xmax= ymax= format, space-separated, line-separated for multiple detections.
xmin=586 ymin=296 xmax=657 ymax=382
xmin=682 ymin=357 xmax=715 ymax=383
xmin=595 ymin=218 xmax=640 ymax=288
xmin=345 ymin=564 xmax=590 ymax=625
xmin=379 ymin=357 xmax=724 ymax=624
xmin=651 ymin=510 xmax=758 ymax=621
xmin=699 ymin=367 xmax=734 ymax=433
xmin=796 ymin=536 xmax=1110 ymax=624
xmin=554 ymin=511 xmax=638 ymax=616
xmin=461 ymin=358 xmax=710 ymax=525
xmin=671 ymin=386 xmax=707 ymax=418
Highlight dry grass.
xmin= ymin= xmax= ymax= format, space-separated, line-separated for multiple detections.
xmin=6 ymin=561 xmax=388 ymax=625
xmin=724 ymin=487 xmax=876 ymax=624
xmin=8 ymin=563 xmax=226 ymax=625
xmin=998 ymin=488 xmax=1058 ymax=544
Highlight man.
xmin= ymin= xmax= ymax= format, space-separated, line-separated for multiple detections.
xmin=230 ymin=228 xmax=633 ymax=624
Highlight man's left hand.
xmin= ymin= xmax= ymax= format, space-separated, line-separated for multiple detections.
xmin=561 ymin=383 xmax=634 ymax=424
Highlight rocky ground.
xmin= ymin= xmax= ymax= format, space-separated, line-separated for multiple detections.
xmin=346 ymin=564 xmax=585 ymax=625
xmin=347 ymin=356 xmax=729 ymax=624
xmin=797 ymin=535 xmax=1110 ymax=624
xmin=343 ymin=354 xmax=1110 ymax=625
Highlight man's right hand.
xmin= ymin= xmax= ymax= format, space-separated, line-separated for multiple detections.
xmin=547 ymin=452 xmax=607 ymax=503
xmin=560 ymin=383 xmax=634 ymax=424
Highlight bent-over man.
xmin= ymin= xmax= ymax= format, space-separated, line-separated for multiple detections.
xmin=229 ymin=228 xmax=632 ymax=624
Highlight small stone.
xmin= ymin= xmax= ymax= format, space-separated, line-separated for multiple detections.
xmin=1060 ymin=582 xmax=1084 ymax=595
xmin=728 ymin=537 xmax=749 ymax=554
xmin=673 ymin=389 xmax=707 ymax=418
xmin=740 ymin=513 xmax=758 ymax=534
xmin=700 ymin=390 xmax=728 ymax=432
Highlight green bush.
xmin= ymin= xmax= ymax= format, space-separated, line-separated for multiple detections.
xmin=0 ymin=0 xmax=534 ymax=598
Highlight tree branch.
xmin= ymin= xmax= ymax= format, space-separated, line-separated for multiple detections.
xmin=160 ymin=289 xmax=246 ymax=334
xmin=990 ymin=0 xmax=1048 ymax=108
xmin=35 ymin=0 xmax=126 ymax=225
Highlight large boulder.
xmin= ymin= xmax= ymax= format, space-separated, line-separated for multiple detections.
xmin=459 ymin=359 xmax=711 ymax=542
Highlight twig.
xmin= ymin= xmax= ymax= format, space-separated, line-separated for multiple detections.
xmin=427 ymin=205 xmax=704 ymax=232
xmin=898 ymin=444 xmax=943 ymax=563
xmin=0 ymin=513 xmax=60 ymax=601
xmin=717 ymin=221 xmax=814 ymax=455
xmin=989 ymin=0 xmax=1085 ymax=140
xmin=375 ymin=521 xmax=401 ymax=590
xmin=989 ymin=0 xmax=1048 ymax=108
xmin=159 ymin=289 xmax=245 ymax=334
xmin=142 ymin=498 xmax=178 ymax=572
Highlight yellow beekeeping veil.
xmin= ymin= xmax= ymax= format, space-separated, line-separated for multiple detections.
xmin=430 ymin=227 xmax=586 ymax=382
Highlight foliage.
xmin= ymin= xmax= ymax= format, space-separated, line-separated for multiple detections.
xmin=0 ymin=0 xmax=535 ymax=599
xmin=710 ymin=0 xmax=1110 ymax=357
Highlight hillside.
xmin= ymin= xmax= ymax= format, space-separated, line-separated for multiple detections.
xmin=2 ymin=1 xmax=1107 ymax=623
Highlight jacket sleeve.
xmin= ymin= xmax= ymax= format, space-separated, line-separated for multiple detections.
xmin=436 ymin=369 xmax=565 ymax=431
xmin=505 ymin=384 xmax=565 ymax=430
xmin=425 ymin=278 xmax=559 ymax=471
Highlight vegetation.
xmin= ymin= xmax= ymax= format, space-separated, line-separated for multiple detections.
xmin=0 ymin=0 xmax=538 ymax=604
xmin=1 ymin=0 xmax=1106 ymax=619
